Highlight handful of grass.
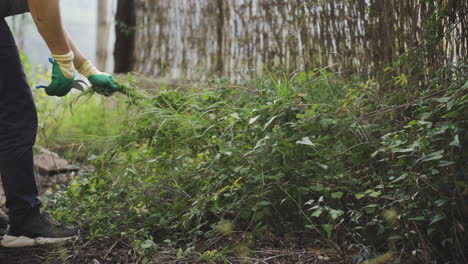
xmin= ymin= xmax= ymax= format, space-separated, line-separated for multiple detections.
xmin=73 ymin=77 xmax=150 ymax=111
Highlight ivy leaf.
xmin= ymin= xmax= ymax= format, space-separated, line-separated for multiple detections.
xmin=296 ymin=137 xmax=316 ymax=147
xmin=331 ymin=191 xmax=344 ymax=199
xmin=319 ymin=118 xmax=337 ymax=129
xmin=257 ymin=201 xmax=271 ymax=206
xmin=248 ymin=115 xmax=261 ymax=125
xmin=263 ymin=115 xmax=279 ymax=130
xmin=429 ymin=214 xmax=446 ymax=226
xmin=355 ymin=193 xmax=366 ymax=200
xmin=417 ymin=112 xmax=432 ymax=120
xmin=408 ymin=216 xmax=426 ymax=221
xmin=321 ymin=224 xmax=333 ymax=239
xmin=449 ymin=135 xmax=461 ymax=148
xmin=253 ymin=135 xmax=271 ymax=150
xmin=141 ymin=239 xmax=155 ymax=249
xmin=311 ymin=185 xmax=324 ymax=192
xmin=438 ymin=160 xmax=455 ymax=167
xmin=329 ymin=209 xmax=344 ymax=220
xmin=463 ymin=80 xmax=468 ymax=89
xmin=317 ymin=163 xmax=328 ymax=170
xmin=391 ymin=147 xmax=415 ymax=153
xmin=436 ymin=97 xmax=451 ymax=103
xmin=310 ymin=205 xmax=320 ymax=210
xmin=363 ymin=204 xmax=377 ymax=213
xmin=391 ymin=173 xmax=408 ymax=183
xmin=435 ymin=199 xmax=448 ymax=207
xmin=443 ymin=110 xmax=460 ymax=118
xmin=369 ymin=191 xmax=382 ymax=198
xmin=422 ymin=150 xmax=444 ymax=162
xmin=312 ymin=208 xmax=323 ymax=218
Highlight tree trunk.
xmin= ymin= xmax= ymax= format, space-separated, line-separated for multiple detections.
xmin=215 ymin=0 xmax=224 ymax=75
xmin=114 ymin=0 xmax=136 ymax=73
xmin=96 ymin=0 xmax=110 ymax=71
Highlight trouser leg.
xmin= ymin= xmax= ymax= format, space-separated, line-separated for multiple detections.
xmin=0 ymin=18 xmax=42 ymax=216
xmin=0 ymin=149 xmax=41 ymax=214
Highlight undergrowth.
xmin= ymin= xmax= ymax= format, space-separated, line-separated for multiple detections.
xmin=21 ymin=53 xmax=122 ymax=162
xmin=40 ymin=68 xmax=468 ymax=263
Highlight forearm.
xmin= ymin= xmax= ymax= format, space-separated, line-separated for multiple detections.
xmin=66 ymin=32 xmax=87 ymax=69
xmin=66 ymin=33 xmax=102 ymax=77
xmin=28 ymin=0 xmax=69 ymax=55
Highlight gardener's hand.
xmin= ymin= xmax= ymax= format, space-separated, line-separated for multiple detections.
xmin=36 ymin=52 xmax=75 ymax=97
xmin=88 ymin=74 xmax=121 ymax=97
xmin=78 ymin=61 xmax=121 ymax=97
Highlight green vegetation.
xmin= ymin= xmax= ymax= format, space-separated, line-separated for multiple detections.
xmin=35 ymin=95 xmax=122 ymax=162
xmin=22 ymin=1 xmax=466 ymax=262
xmin=22 ymin=55 xmax=122 ymax=161
xmin=30 ymin=67 xmax=466 ymax=262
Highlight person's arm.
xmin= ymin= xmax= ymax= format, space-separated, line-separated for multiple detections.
xmin=29 ymin=0 xmax=75 ymax=97
xmin=66 ymin=32 xmax=87 ymax=69
xmin=28 ymin=0 xmax=69 ymax=55
xmin=30 ymin=0 xmax=120 ymax=97
xmin=28 ymin=0 xmax=87 ymax=70
xmin=66 ymin=32 xmax=120 ymax=95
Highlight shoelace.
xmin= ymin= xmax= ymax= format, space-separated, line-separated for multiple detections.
xmin=39 ymin=212 xmax=61 ymax=226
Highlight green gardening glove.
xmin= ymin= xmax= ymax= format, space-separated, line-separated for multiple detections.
xmin=36 ymin=57 xmax=75 ymax=97
xmin=78 ymin=60 xmax=122 ymax=97
xmin=88 ymin=74 xmax=121 ymax=97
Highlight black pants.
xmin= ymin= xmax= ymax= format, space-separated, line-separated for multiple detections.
xmin=0 ymin=18 xmax=41 ymax=215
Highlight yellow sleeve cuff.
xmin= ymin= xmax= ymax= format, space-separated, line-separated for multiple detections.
xmin=51 ymin=51 xmax=75 ymax=78
xmin=77 ymin=60 xmax=101 ymax=78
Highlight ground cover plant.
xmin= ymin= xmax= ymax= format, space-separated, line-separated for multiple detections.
xmin=20 ymin=52 xmax=123 ymax=162
xmin=36 ymin=67 xmax=467 ymax=263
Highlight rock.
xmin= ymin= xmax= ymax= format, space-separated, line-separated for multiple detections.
xmin=0 ymin=148 xmax=79 ymax=204
xmin=34 ymin=148 xmax=79 ymax=175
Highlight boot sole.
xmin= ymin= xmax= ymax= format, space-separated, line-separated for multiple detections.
xmin=0 ymin=234 xmax=77 ymax=248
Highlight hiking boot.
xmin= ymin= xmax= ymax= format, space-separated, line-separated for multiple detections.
xmin=1 ymin=207 xmax=78 ymax=248
xmin=0 ymin=214 xmax=8 ymax=236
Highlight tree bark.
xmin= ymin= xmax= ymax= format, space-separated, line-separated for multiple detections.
xmin=96 ymin=0 xmax=110 ymax=71
xmin=114 ymin=0 xmax=136 ymax=73
xmin=215 ymin=0 xmax=224 ymax=75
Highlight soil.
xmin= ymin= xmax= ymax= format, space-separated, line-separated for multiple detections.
xmin=0 ymin=238 xmax=139 ymax=264
xmin=0 ymin=238 xmax=341 ymax=264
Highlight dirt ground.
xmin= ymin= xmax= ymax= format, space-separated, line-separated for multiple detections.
xmin=0 ymin=238 xmax=341 ymax=264
xmin=0 ymin=238 xmax=139 ymax=264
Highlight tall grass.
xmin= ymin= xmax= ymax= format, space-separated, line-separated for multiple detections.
xmin=37 ymin=68 xmax=467 ymax=263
